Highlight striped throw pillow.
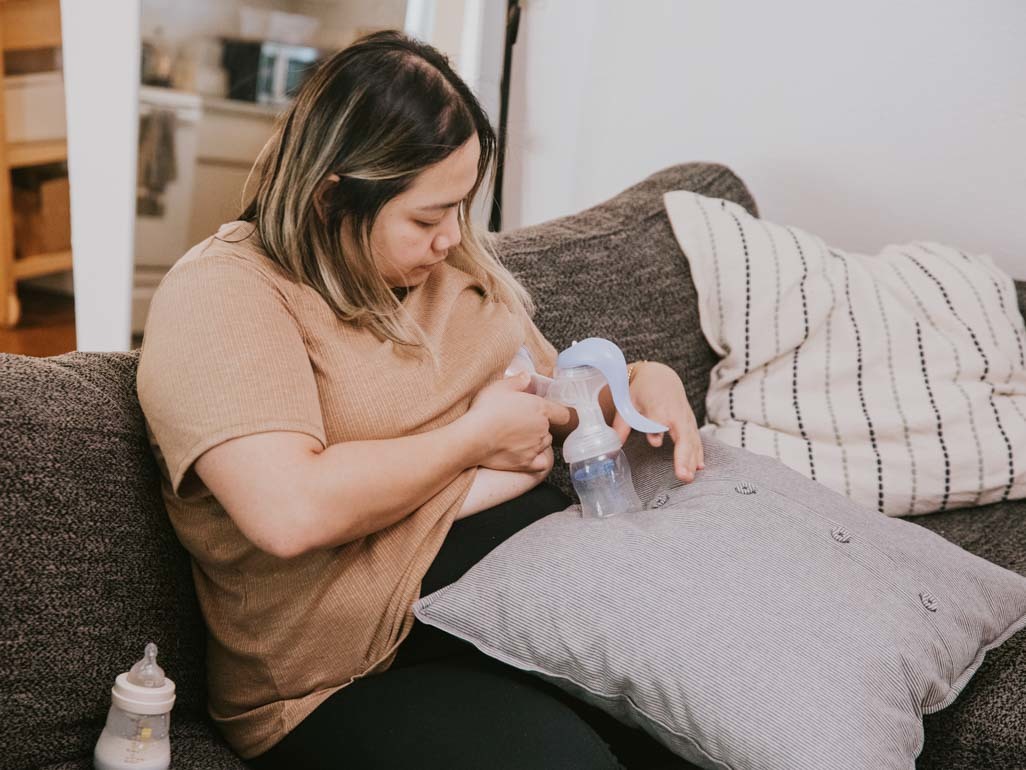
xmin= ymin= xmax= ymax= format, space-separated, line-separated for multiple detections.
xmin=663 ymin=191 xmax=1026 ymax=515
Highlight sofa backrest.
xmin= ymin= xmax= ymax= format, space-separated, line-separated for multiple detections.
xmin=0 ymin=351 xmax=208 ymax=768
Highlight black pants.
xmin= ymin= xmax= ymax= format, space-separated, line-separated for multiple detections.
xmin=248 ymin=483 xmax=692 ymax=770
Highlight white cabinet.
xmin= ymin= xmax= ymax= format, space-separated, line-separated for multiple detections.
xmin=134 ymin=88 xmax=201 ymax=269
xmin=132 ymin=87 xmax=202 ymax=334
xmin=3 ymin=71 xmax=66 ymax=143
xmin=187 ymin=97 xmax=280 ymax=247
xmin=132 ymin=93 xmax=279 ymax=334
xmin=188 ymin=162 xmax=253 ymax=240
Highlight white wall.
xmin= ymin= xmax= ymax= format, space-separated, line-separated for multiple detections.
xmin=406 ymin=0 xmax=506 ymax=228
xmin=61 ymin=0 xmax=140 ymax=351
xmin=504 ymin=0 xmax=1026 ymax=278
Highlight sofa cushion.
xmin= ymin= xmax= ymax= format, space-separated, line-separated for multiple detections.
xmin=39 ymin=719 xmax=244 ymax=770
xmin=0 ymin=351 xmax=238 ymax=768
xmin=914 ymin=497 xmax=1026 ymax=768
xmin=413 ymin=433 xmax=1026 ymax=769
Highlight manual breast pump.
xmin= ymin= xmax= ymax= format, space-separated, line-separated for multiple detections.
xmin=506 ymin=338 xmax=668 ymax=518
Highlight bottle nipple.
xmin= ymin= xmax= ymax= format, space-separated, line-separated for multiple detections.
xmin=127 ymin=642 xmax=165 ymax=688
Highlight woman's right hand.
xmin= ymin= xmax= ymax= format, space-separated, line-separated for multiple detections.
xmin=463 ymin=371 xmax=571 ymax=473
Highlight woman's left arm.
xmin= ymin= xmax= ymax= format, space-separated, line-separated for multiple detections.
xmin=549 ymin=360 xmax=704 ymax=483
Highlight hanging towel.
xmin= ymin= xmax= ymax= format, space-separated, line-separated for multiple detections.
xmin=136 ymin=109 xmax=177 ymax=216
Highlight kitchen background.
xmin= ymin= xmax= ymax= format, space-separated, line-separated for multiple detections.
xmin=0 ymin=0 xmax=501 ymax=354
xmin=3 ymin=0 xmax=1022 ymax=356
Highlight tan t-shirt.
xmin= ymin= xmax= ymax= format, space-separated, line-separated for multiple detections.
xmin=136 ymin=222 xmax=557 ymax=758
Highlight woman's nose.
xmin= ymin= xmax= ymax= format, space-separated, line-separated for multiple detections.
xmin=433 ymin=209 xmax=461 ymax=252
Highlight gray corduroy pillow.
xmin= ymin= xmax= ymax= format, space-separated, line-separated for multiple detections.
xmin=413 ymin=434 xmax=1026 ymax=770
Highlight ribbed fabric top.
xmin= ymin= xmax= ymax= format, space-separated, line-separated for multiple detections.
xmin=136 ymin=222 xmax=557 ymax=758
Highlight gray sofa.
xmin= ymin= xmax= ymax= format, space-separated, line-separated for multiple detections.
xmin=2 ymin=163 xmax=1024 ymax=769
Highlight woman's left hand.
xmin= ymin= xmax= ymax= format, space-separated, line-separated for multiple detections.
xmin=611 ymin=361 xmax=704 ymax=482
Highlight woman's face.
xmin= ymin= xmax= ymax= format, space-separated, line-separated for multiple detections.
xmin=368 ymin=135 xmax=481 ymax=289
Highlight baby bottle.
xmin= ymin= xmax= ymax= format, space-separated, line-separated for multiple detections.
xmin=94 ymin=643 xmax=176 ymax=770
xmin=551 ymin=362 xmax=643 ymax=517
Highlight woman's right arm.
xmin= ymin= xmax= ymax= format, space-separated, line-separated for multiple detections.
xmin=194 ymin=371 xmax=570 ymax=558
xmin=456 ymin=459 xmax=554 ymax=520
xmin=195 ymin=419 xmax=484 ymax=558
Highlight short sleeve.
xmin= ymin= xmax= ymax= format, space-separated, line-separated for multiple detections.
xmin=521 ymin=312 xmax=559 ymax=378
xmin=137 ymin=256 xmax=326 ymax=499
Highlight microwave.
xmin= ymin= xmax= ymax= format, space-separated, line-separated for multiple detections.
xmin=221 ymin=39 xmax=320 ymax=105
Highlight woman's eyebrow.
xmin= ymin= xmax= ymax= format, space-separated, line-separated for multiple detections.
xmin=415 ymin=200 xmax=461 ymax=211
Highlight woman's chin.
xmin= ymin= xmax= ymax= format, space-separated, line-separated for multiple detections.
xmin=391 ymin=265 xmax=436 ymax=289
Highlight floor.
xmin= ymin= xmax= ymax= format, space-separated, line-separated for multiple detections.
xmin=0 ymin=287 xmax=77 ymax=357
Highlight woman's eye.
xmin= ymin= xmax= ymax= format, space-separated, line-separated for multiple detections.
xmin=416 ymin=220 xmax=441 ymax=228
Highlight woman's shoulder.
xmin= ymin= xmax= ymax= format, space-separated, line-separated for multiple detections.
xmin=140 ymin=223 xmax=308 ymax=366
xmin=167 ymin=221 xmax=293 ymax=291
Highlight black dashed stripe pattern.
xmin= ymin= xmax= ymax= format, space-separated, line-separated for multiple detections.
xmin=756 ymin=219 xmax=785 ymax=464
xmin=921 ymin=245 xmax=1003 ymax=355
xmin=905 ymin=252 xmax=990 ymax=379
xmin=727 ymin=210 xmax=752 ymax=448
xmin=921 ymin=244 xmax=1013 ymax=503
xmin=837 ymin=253 xmax=885 ymax=512
xmin=820 ymin=246 xmax=852 ymax=499
xmin=870 ymin=279 xmax=918 ymax=514
xmin=989 ymin=394 xmax=1017 ymax=501
xmin=889 ymin=261 xmax=986 ymax=506
xmin=915 ymin=321 xmax=952 ymax=511
xmin=1011 ymin=399 xmax=1026 ymax=430
xmin=695 ymin=196 xmax=727 ymax=355
xmin=904 ymin=251 xmax=1015 ymax=500
xmin=785 ymin=227 xmax=815 ymax=481
xmin=982 ymin=259 xmax=1026 ymax=370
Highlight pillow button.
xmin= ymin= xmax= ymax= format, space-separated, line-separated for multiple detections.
xmin=830 ymin=527 xmax=851 ymax=544
xmin=919 ymin=592 xmax=939 ymax=612
xmin=734 ymin=482 xmax=757 ymax=495
xmin=650 ymin=493 xmax=670 ymax=509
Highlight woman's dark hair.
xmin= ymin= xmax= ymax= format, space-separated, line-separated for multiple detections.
xmin=239 ymin=30 xmax=533 ymax=352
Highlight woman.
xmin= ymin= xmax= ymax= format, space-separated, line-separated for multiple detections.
xmin=137 ymin=31 xmax=703 ymax=769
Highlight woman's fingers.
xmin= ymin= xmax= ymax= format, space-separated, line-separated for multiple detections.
xmin=531 ymin=446 xmax=555 ymax=472
xmin=670 ymin=421 xmax=703 ymax=482
xmin=542 ymin=399 xmax=572 ymax=426
xmin=614 ymin=360 xmax=703 ymax=480
xmin=611 ymin=412 xmax=631 ymax=445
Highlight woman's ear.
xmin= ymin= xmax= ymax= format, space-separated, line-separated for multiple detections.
xmin=313 ymin=173 xmax=341 ymax=221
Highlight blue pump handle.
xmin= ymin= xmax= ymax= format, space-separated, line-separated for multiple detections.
xmin=556 ymin=338 xmax=669 ymax=434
